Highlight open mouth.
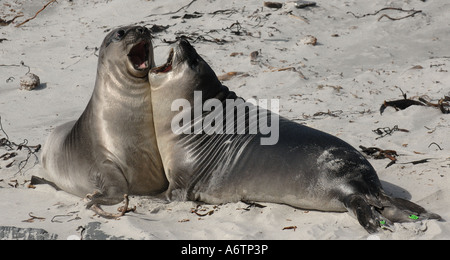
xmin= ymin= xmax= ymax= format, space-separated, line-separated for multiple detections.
xmin=128 ymin=41 xmax=150 ymax=71
xmin=151 ymin=48 xmax=174 ymax=74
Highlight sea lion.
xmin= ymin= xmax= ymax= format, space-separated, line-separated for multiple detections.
xmin=148 ymin=39 xmax=440 ymax=233
xmin=40 ymin=26 xmax=168 ymax=218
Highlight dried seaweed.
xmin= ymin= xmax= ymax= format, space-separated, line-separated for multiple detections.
xmin=380 ymin=88 xmax=449 ymax=115
xmin=0 ymin=15 xmax=23 ymax=26
xmin=360 ymin=146 xmax=398 ymax=168
xmin=148 ymin=24 xmax=170 ymax=34
xmin=146 ymin=0 xmax=198 ymax=18
xmin=380 ymin=89 xmax=425 ymax=114
xmin=360 ymin=145 xmax=435 ymax=168
xmin=347 ymin=7 xmax=422 ymax=22
xmin=372 ymin=125 xmax=409 ymax=140
xmin=22 ymin=212 xmax=46 ymax=223
xmin=420 ymin=96 xmax=450 ymax=114
xmin=378 ymin=10 xmax=422 ymax=21
xmin=380 ymin=99 xmax=425 ymax=114
xmin=0 ymin=116 xmax=41 ymax=174
xmin=360 ymin=145 xmax=397 ymax=160
xmin=163 ymin=34 xmax=228 ymax=45
xmin=15 ymin=0 xmax=57 ymax=27
xmin=282 ymin=226 xmax=297 ymax=231
xmin=191 ymin=204 xmax=218 ymax=217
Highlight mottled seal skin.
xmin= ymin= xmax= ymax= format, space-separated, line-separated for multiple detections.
xmin=149 ymin=39 xmax=441 ymax=233
xmin=41 ymin=26 xmax=168 ymax=211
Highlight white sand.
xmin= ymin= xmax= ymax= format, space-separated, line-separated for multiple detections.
xmin=0 ymin=0 xmax=449 ymax=240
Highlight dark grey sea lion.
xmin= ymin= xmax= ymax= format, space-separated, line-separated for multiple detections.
xmin=148 ymin=39 xmax=440 ymax=233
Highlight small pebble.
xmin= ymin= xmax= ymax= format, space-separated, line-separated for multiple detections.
xmin=264 ymin=2 xmax=283 ymax=9
xmin=295 ymin=1 xmax=317 ymax=9
xmin=300 ymin=35 xmax=317 ymax=46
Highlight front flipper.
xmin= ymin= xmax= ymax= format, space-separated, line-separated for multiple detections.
xmin=85 ymin=160 xmax=135 ymax=219
xmin=86 ymin=192 xmax=136 ymax=219
xmin=344 ymin=194 xmax=385 ymax=233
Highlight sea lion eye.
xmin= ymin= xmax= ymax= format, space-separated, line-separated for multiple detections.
xmin=189 ymin=58 xmax=201 ymax=71
xmin=115 ymin=30 xmax=125 ymax=40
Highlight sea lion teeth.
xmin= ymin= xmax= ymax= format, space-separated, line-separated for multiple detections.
xmin=151 ymin=48 xmax=174 ymax=74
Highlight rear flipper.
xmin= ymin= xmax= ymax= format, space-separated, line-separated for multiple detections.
xmin=30 ymin=175 xmax=61 ymax=191
xmin=377 ymin=192 xmax=441 ymax=223
xmin=344 ymin=194 xmax=385 ymax=233
xmin=344 ymin=193 xmax=441 ymax=233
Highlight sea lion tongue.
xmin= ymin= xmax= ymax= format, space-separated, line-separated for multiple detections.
xmin=128 ymin=41 xmax=149 ymax=70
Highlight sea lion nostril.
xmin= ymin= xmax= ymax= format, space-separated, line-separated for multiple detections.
xmin=136 ymin=27 xmax=145 ymax=34
xmin=179 ymin=38 xmax=191 ymax=46
xmin=116 ymin=30 xmax=125 ymax=39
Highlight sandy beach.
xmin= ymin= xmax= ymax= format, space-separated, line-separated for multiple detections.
xmin=0 ymin=0 xmax=449 ymax=240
